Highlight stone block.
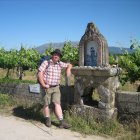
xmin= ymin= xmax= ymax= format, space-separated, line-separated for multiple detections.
xmin=71 ymin=105 xmax=117 ymax=121
xmin=117 ymin=101 xmax=139 ymax=113
xmin=116 ymin=91 xmax=139 ymax=102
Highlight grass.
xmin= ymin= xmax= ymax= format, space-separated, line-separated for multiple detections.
xmin=0 ymin=68 xmax=37 ymax=83
xmin=119 ymin=81 xmax=139 ymax=92
xmin=0 ymin=77 xmax=36 ymax=84
xmin=0 ymin=68 xmax=140 ymax=139
xmin=64 ymin=111 xmax=128 ymax=137
xmin=1 ymin=93 xmax=140 ymax=139
xmin=0 ymin=94 xmax=15 ymax=107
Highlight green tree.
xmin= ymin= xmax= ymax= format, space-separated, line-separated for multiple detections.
xmin=109 ymin=54 xmax=118 ymax=65
xmin=0 ymin=48 xmax=18 ymax=78
xmin=16 ymin=46 xmax=41 ymax=80
xmin=61 ymin=41 xmax=79 ymax=65
xmin=118 ymin=39 xmax=140 ymax=84
xmin=5 ymin=49 xmax=18 ymax=77
xmin=0 ymin=48 xmax=6 ymax=69
xmin=45 ymin=47 xmax=54 ymax=56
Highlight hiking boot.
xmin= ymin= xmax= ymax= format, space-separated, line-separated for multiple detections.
xmin=59 ymin=120 xmax=71 ymax=129
xmin=45 ymin=117 xmax=51 ymax=127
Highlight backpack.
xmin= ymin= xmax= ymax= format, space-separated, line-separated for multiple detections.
xmin=37 ymin=55 xmax=50 ymax=84
xmin=39 ymin=55 xmax=50 ymax=65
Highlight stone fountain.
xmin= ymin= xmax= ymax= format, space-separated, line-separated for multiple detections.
xmin=71 ymin=22 xmax=121 ymax=121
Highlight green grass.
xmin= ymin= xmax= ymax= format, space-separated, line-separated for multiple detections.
xmin=64 ymin=111 xmax=126 ymax=137
xmin=119 ymin=81 xmax=138 ymax=92
xmin=0 ymin=93 xmax=140 ymax=139
xmin=0 ymin=94 xmax=15 ymax=107
xmin=0 ymin=77 xmax=36 ymax=84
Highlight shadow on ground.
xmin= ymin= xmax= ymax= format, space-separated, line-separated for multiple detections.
xmin=12 ymin=104 xmax=60 ymax=127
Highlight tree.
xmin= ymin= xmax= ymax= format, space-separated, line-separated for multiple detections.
xmin=16 ymin=46 xmax=41 ymax=80
xmin=118 ymin=39 xmax=140 ymax=84
xmin=0 ymin=48 xmax=6 ymax=69
xmin=45 ymin=47 xmax=54 ymax=56
xmin=0 ymin=48 xmax=18 ymax=78
xmin=61 ymin=41 xmax=79 ymax=66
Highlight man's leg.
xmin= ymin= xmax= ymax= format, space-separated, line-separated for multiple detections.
xmin=53 ymin=86 xmax=71 ymax=129
xmin=43 ymin=89 xmax=52 ymax=127
xmin=43 ymin=105 xmax=51 ymax=127
xmin=54 ymin=102 xmax=63 ymax=120
xmin=54 ymin=102 xmax=70 ymax=129
xmin=43 ymin=105 xmax=50 ymax=117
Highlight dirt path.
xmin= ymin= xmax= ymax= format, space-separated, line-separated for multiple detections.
xmin=0 ymin=115 xmax=114 ymax=140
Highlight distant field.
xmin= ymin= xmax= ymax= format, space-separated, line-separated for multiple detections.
xmin=0 ymin=68 xmax=139 ymax=91
xmin=0 ymin=68 xmax=74 ymax=85
xmin=0 ymin=68 xmax=37 ymax=82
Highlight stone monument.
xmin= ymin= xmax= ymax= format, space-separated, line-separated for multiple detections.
xmin=79 ymin=22 xmax=109 ymax=67
xmin=71 ymin=22 xmax=121 ymax=121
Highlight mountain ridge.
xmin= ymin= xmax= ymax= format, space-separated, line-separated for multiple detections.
xmin=35 ymin=41 xmax=135 ymax=54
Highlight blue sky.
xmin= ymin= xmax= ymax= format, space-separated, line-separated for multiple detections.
xmin=0 ymin=0 xmax=140 ymax=50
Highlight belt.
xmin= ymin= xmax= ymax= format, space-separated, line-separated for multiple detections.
xmin=49 ymin=85 xmax=58 ymax=88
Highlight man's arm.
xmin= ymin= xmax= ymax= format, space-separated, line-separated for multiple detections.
xmin=66 ymin=63 xmax=72 ymax=77
xmin=38 ymin=60 xmax=50 ymax=89
xmin=38 ymin=68 xmax=50 ymax=89
xmin=65 ymin=63 xmax=72 ymax=86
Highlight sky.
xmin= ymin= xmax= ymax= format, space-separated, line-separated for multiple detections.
xmin=0 ymin=0 xmax=140 ymax=50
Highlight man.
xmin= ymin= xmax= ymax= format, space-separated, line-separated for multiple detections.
xmin=38 ymin=49 xmax=72 ymax=129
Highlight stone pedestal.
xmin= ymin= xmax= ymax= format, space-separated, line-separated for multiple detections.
xmin=71 ymin=66 xmax=121 ymax=120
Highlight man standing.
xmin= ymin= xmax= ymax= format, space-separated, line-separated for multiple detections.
xmin=38 ymin=49 xmax=72 ymax=129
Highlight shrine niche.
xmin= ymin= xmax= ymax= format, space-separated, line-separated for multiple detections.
xmin=79 ymin=22 xmax=109 ymax=67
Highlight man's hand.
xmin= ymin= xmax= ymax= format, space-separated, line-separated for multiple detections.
xmin=42 ymin=84 xmax=50 ymax=89
xmin=38 ymin=71 xmax=50 ymax=89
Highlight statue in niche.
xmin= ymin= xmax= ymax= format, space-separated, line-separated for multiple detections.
xmin=90 ymin=47 xmax=97 ymax=66
xmin=85 ymin=41 xmax=97 ymax=66
xmin=85 ymin=55 xmax=90 ymax=66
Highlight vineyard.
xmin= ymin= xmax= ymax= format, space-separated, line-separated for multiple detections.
xmin=0 ymin=40 xmax=140 ymax=89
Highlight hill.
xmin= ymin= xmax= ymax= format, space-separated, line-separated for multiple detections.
xmin=108 ymin=46 xmax=135 ymax=54
xmin=35 ymin=42 xmax=135 ymax=54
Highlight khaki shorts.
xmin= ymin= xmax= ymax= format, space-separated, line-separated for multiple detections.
xmin=43 ymin=85 xmax=61 ymax=106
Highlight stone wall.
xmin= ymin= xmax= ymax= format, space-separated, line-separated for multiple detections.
xmin=0 ymin=83 xmax=43 ymax=103
xmin=116 ymin=91 xmax=140 ymax=119
xmin=1 ymin=83 xmax=140 ymax=120
xmin=0 ymin=83 xmax=74 ymax=108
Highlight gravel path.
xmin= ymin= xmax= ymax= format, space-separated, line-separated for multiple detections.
xmin=0 ymin=115 xmax=113 ymax=140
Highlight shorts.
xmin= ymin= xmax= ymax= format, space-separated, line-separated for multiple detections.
xmin=43 ymin=85 xmax=61 ymax=106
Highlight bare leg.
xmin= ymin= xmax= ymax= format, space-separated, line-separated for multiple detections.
xmin=54 ymin=103 xmax=63 ymax=119
xmin=43 ymin=105 xmax=50 ymax=117
xmin=54 ymin=102 xmax=70 ymax=129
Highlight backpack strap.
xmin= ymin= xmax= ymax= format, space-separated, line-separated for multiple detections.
xmin=45 ymin=60 xmax=50 ymax=70
xmin=45 ymin=60 xmax=62 ymax=69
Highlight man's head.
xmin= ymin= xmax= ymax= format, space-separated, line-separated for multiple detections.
xmin=51 ymin=49 xmax=63 ymax=63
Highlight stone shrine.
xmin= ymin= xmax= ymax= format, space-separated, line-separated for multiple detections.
xmin=71 ymin=22 xmax=121 ymax=121
xmin=79 ymin=22 xmax=109 ymax=67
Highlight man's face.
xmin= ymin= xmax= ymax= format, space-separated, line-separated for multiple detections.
xmin=52 ymin=53 xmax=60 ymax=63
